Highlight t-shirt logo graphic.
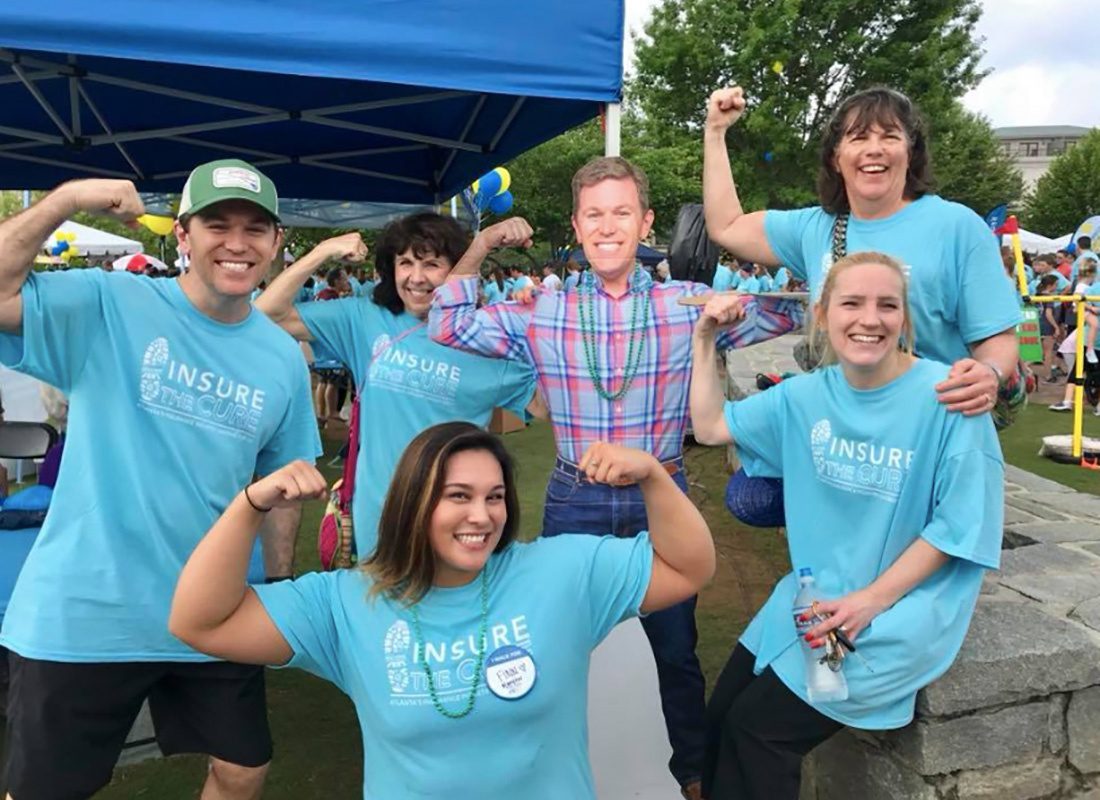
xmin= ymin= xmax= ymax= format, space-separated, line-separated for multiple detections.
xmin=809 ymin=417 xmax=914 ymax=502
xmin=137 ymin=337 xmax=265 ymax=440
xmin=383 ymin=620 xmax=411 ymax=694
xmin=141 ymin=337 xmax=170 ymax=402
xmin=368 ymin=333 xmax=463 ymax=406
xmin=810 ymin=418 xmax=831 ymax=473
xmin=371 ymin=334 xmax=392 ymax=359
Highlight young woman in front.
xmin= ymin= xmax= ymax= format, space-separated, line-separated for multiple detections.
xmin=169 ymin=421 xmax=715 ymax=799
xmin=690 ymin=252 xmax=1003 ymax=800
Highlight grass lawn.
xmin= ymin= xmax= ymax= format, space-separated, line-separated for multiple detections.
xmin=12 ymin=402 xmax=1097 ymax=797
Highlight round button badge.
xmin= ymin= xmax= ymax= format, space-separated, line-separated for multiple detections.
xmin=484 ymin=645 xmax=537 ymax=700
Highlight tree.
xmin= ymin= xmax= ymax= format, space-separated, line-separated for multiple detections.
xmin=504 ymin=115 xmax=712 ymax=250
xmin=504 ymin=120 xmax=603 ymax=254
xmin=630 ymin=0 xmax=989 ymax=209
xmin=1024 ymin=129 xmax=1100 ymax=237
xmin=928 ymin=102 xmax=1023 ymax=215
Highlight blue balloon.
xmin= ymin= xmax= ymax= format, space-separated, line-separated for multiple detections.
xmin=50 ymin=241 xmax=68 ymax=256
xmin=488 ymin=190 xmax=514 ymax=215
xmin=477 ymin=170 xmax=502 ymax=199
xmin=763 ymin=151 xmax=774 ymax=163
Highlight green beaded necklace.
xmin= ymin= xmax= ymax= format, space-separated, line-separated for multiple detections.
xmin=408 ymin=569 xmax=490 ymax=720
xmin=576 ymin=269 xmax=651 ymax=401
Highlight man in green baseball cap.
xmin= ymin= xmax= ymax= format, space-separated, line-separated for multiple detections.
xmin=175 ymin=158 xmax=284 ymax=323
xmin=178 ymin=158 xmax=280 ymax=223
xmin=0 ymin=160 xmax=319 ymax=800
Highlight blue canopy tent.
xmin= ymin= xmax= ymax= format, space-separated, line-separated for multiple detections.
xmin=0 ymin=1 xmax=624 ymax=204
xmin=570 ymin=243 xmax=666 ymax=268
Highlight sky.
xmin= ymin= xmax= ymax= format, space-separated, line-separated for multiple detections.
xmin=623 ymin=0 xmax=1098 ymax=129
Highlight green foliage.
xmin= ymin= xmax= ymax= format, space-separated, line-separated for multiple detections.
xmin=928 ymin=102 xmax=1023 ymax=214
xmin=504 ymin=121 xmax=603 ymax=253
xmin=1024 ymin=129 xmax=1100 ymax=237
xmin=630 ymin=0 xmax=991 ymax=209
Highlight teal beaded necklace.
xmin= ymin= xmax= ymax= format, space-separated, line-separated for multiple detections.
xmin=408 ymin=569 xmax=490 ymax=720
xmin=576 ymin=269 xmax=651 ymax=401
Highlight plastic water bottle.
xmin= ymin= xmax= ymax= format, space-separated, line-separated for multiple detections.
xmin=792 ymin=567 xmax=849 ymax=703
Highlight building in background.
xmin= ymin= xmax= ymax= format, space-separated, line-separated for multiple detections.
xmin=993 ymin=125 xmax=1092 ymax=191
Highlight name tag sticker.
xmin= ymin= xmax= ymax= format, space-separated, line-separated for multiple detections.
xmin=485 ymin=645 xmax=537 ymax=700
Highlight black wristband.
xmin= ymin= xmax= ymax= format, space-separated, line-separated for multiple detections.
xmin=244 ymin=484 xmax=272 ymax=513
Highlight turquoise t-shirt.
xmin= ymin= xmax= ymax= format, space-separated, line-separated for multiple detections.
xmin=724 ymin=359 xmax=1003 ymax=729
xmin=298 ymin=297 xmax=535 ymax=555
xmin=712 ymin=264 xmax=735 ymax=291
xmin=765 ymin=196 xmax=1021 ymax=365
xmin=482 ymin=279 xmax=507 ymax=306
xmin=255 ymin=533 xmax=653 ymax=800
xmin=773 ymin=267 xmax=790 ymax=291
xmin=563 ymin=272 xmax=580 ymax=292
xmin=737 ymin=274 xmax=761 ymax=294
xmin=509 ymin=275 xmax=533 ymax=297
xmin=1029 ymin=272 xmax=1070 ymax=295
xmin=755 ymin=272 xmax=774 ymax=293
xmin=0 ymin=271 xmax=321 ymax=662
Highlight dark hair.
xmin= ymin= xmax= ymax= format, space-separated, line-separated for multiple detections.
xmin=325 ymin=266 xmax=345 ymax=284
xmin=491 ymin=266 xmax=505 ymax=292
xmin=363 ymin=422 xmax=520 ymax=604
xmin=372 ymin=213 xmax=469 ymax=315
xmin=1078 ymin=236 xmax=1092 ymax=251
xmin=817 ymin=87 xmax=933 ymax=215
xmin=1038 ymin=273 xmax=1058 ymax=286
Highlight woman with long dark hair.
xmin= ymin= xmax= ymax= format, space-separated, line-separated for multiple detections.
xmin=170 ymin=422 xmax=716 ymax=799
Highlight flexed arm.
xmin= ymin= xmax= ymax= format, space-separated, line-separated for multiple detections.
xmin=690 ymin=294 xmax=747 ymax=445
xmin=702 ymin=87 xmax=779 ymax=267
xmin=578 ymin=443 xmax=715 ymax=613
xmin=254 ymin=232 xmax=368 ymax=341
xmin=0 ymin=180 xmax=143 ymax=332
xmin=169 ymin=460 xmax=328 ymax=665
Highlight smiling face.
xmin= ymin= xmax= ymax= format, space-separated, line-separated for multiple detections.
xmin=175 ymin=199 xmax=282 ymax=319
xmin=832 ymin=114 xmax=911 ymax=219
xmin=818 ymin=260 xmax=911 ymax=387
xmin=571 ymin=178 xmax=654 ymax=292
xmin=394 ymin=247 xmax=453 ymax=318
xmin=428 ymin=449 xmax=508 ymax=587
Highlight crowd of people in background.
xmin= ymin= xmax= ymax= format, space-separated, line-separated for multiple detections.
xmin=1005 ymin=237 xmax=1100 ymax=415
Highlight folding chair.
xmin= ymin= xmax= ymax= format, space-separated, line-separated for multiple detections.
xmin=0 ymin=422 xmax=60 ymax=485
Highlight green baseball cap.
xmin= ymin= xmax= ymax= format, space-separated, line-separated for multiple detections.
xmin=178 ymin=158 xmax=280 ymax=222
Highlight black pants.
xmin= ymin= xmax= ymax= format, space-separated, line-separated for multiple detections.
xmin=702 ymin=643 xmax=843 ymax=800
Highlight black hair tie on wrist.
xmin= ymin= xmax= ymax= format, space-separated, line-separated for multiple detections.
xmin=244 ymin=484 xmax=272 ymax=513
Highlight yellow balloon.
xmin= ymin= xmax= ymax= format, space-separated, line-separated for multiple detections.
xmin=471 ymin=179 xmax=481 ymax=195
xmin=772 ymin=60 xmax=784 ymax=75
xmin=138 ymin=214 xmax=176 ymax=237
xmin=493 ymin=167 xmax=511 ymax=196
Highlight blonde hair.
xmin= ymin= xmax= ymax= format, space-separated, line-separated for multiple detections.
xmin=809 ymin=251 xmax=915 ymax=365
xmin=571 ymin=156 xmax=650 ymax=214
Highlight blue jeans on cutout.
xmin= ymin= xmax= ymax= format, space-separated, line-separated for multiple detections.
xmin=541 ymin=456 xmax=705 ymax=788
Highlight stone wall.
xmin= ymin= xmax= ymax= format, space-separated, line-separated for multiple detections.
xmin=802 ymin=465 xmax=1100 ymax=800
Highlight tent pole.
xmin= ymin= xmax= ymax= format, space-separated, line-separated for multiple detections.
xmin=604 ymin=103 xmax=621 ymax=157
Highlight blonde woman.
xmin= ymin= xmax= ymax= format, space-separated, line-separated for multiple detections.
xmin=170 ymin=422 xmax=715 ymax=799
xmin=690 ymin=252 xmax=1003 ymax=799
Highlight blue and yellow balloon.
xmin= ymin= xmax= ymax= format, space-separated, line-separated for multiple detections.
xmin=470 ymin=167 xmax=514 ymax=214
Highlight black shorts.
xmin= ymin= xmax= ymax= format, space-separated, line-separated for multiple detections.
xmin=3 ymin=653 xmax=272 ymax=800
xmin=312 ymin=366 xmax=350 ymax=389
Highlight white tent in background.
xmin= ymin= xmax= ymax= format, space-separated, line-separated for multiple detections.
xmin=1051 ymin=233 xmax=1074 ymax=250
xmin=46 ymin=220 xmax=142 ymax=257
xmin=1003 ymin=228 xmax=1063 ymax=254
